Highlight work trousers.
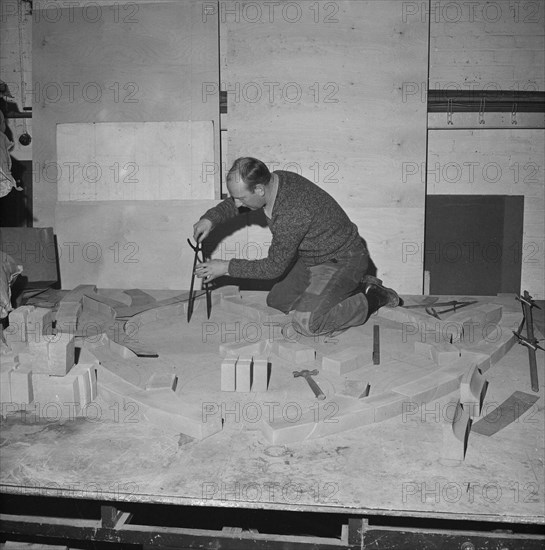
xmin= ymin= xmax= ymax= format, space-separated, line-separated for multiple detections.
xmin=266 ymin=239 xmax=370 ymax=336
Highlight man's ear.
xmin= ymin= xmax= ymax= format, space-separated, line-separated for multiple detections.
xmin=255 ymin=184 xmax=265 ymax=196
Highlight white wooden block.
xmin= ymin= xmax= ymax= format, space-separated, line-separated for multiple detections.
xmin=252 ymin=358 xmax=269 ymax=392
xmin=146 ymin=372 xmax=178 ymax=391
xmin=0 ymin=368 xmax=13 ymax=402
xmin=277 ymin=341 xmax=315 ymax=364
xmin=6 ymin=306 xmax=34 ymax=344
xmin=235 ymin=358 xmax=252 ymax=393
xmin=414 ymin=341 xmax=461 ymax=365
xmin=55 ymin=301 xmax=82 ymax=333
xmin=221 ymin=296 xmax=245 ymax=316
xmin=62 ymin=284 xmax=97 ymax=303
xmin=219 ymin=340 xmax=266 ymax=357
xmin=43 ymin=333 xmax=75 ymax=375
xmin=68 ymin=363 xmax=97 ymax=407
xmin=441 ymin=401 xmax=472 ymax=462
xmin=32 ymin=373 xmax=81 ymax=417
xmin=321 ymin=346 xmax=366 ymax=375
xmin=9 ymin=365 xmax=34 ymax=404
xmin=216 ymin=285 xmax=240 ymax=298
xmin=28 ymin=339 xmax=49 ymax=356
xmin=460 ymin=365 xmax=488 ymax=418
xmin=26 ymin=307 xmax=54 ymax=341
xmin=221 ymin=357 xmax=237 ymax=392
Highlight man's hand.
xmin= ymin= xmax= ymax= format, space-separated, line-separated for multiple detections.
xmin=194 ymin=259 xmax=230 ymax=283
xmin=193 ymin=218 xmax=213 ymax=243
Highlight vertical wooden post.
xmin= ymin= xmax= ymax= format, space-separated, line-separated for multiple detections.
xmin=522 ymin=291 xmax=539 ymax=392
xmin=373 ymin=324 xmax=380 ymax=365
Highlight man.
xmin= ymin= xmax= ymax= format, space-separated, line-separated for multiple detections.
xmin=193 ymin=157 xmax=400 ymax=336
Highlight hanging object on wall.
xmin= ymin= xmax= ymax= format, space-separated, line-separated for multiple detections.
xmin=478 ymin=97 xmax=486 ymax=125
xmin=446 ymin=98 xmax=453 ymax=125
xmin=19 ymin=133 xmax=31 ymax=146
xmin=511 ymin=103 xmax=518 ymax=126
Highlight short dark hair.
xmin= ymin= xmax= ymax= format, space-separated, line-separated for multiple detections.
xmin=227 ymin=157 xmax=271 ymax=191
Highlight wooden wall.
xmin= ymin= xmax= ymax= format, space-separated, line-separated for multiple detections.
xmin=425 ymin=0 xmax=544 ymax=298
xmin=427 ymin=130 xmax=544 ymax=299
xmin=32 ymin=1 xmax=220 ymax=227
xmin=220 ymin=0 xmax=429 ymax=293
xmin=429 ymin=0 xmax=544 ymax=91
xmin=0 ymin=0 xmax=33 ymax=163
xmin=26 ymin=0 xmax=543 ymax=295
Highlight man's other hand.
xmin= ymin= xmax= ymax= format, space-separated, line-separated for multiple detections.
xmin=193 ymin=218 xmax=213 ymax=243
xmin=195 ymin=259 xmax=230 ymax=283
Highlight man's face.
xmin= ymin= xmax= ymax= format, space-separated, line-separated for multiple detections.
xmin=227 ymin=176 xmax=266 ymax=210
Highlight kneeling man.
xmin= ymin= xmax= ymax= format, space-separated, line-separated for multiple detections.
xmin=193 ymin=157 xmax=400 ymax=336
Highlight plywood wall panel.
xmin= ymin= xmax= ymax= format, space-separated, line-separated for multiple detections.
xmin=222 ymin=0 xmax=429 ymax=293
xmin=427 ymin=129 xmax=545 ymax=299
xmin=33 ymin=1 xmax=220 ymax=226
xmin=55 ymin=200 xmax=218 ymax=290
xmin=429 ymin=0 xmax=544 ymax=90
xmin=56 ymin=121 xmax=215 ymax=201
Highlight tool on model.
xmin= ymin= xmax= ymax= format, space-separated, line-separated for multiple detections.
xmin=403 ymin=299 xmax=477 ymax=320
xmin=513 ymin=291 xmax=543 ymax=392
xmin=293 ymin=369 xmax=326 ymax=400
xmin=187 ymin=238 xmax=212 ymax=322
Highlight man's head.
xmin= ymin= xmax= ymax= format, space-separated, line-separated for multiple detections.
xmin=226 ymin=157 xmax=271 ymax=210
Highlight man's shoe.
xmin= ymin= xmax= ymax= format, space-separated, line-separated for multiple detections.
xmin=363 ymin=277 xmax=401 ymax=308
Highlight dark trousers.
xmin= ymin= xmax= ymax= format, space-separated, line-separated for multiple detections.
xmin=267 ymin=239 xmax=370 ymax=336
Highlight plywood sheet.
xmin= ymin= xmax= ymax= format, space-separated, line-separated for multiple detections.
xmin=57 ymin=121 xmax=215 ymax=201
xmin=221 ymin=0 xmax=429 ymax=294
xmin=33 ymin=1 xmax=219 ymax=225
xmin=55 ymin=200 xmax=220 ymax=290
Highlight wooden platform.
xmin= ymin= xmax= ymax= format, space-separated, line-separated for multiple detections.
xmin=0 ymin=290 xmax=543 ymax=546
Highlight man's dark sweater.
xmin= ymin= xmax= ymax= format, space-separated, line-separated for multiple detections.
xmin=201 ymin=170 xmax=363 ymax=280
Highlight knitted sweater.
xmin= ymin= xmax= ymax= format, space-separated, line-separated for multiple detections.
xmin=201 ymin=171 xmax=362 ymax=279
